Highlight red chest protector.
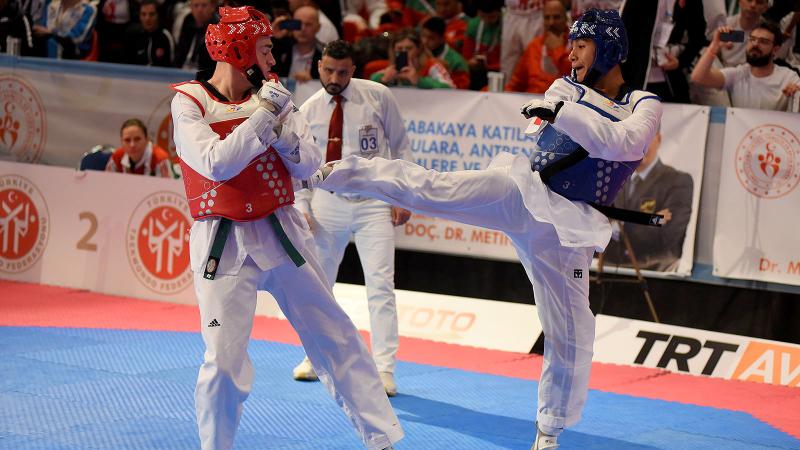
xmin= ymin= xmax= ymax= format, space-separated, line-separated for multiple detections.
xmin=173 ymin=81 xmax=295 ymax=221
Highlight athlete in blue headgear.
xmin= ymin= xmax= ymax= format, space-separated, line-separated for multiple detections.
xmin=303 ymin=8 xmax=662 ymax=450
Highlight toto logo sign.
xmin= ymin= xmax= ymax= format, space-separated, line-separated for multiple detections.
xmin=0 ymin=175 xmax=49 ymax=273
xmin=735 ymin=124 xmax=800 ymax=199
xmin=127 ymin=191 xmax=192 ymax=294
xmin=0 ymin=76 xmax=46 ymax=163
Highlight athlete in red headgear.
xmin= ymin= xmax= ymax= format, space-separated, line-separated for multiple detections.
xmin=170 ymin=6 xmax=403 ymax=450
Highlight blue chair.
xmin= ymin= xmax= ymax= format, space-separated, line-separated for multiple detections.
xmin=78 ymin=145 xmax=114 ymax=171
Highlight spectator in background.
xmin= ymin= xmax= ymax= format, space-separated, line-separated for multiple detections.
xmin=33 ymin=0 xmax=96 ymax=59
xmin=174 ymin=0 xmax=217 ymax=71
xmin=16 ymin=0 xmax=46 ymax=29
xmin=702 ymin=0 xmax=729 ymax=37
xmin=371 ymin=27 xmax=455 ymax=88
xmin=0 ymin=0 xmax=34 ymax=55
xmin=719 ymin=0 xmax=771 ymax=67
xmin=344 ymin=0 xmax=389 ymax=29
xmin=501 ymin=0 xmax=542 ymax=80
xmin=619 ymin=0 xmax=668 ymax=91
xmin=505 ymin=0 xmax=569 ymax=93
xmin=463 ymin=0 xmax=502 ymax=90
xmin=106 ymin=118 xmax=175 ymax=177
xmin=435 ymin=0 xmax=468 ymax=53
xmin=570 ymin=0 xmax=622 ymax=18
xmin=123 ymin=0 xmax=174 ymax=66
xmin=644 ymin=0 xmax=708 ymax=103
xmin=287 ymin=0 xmax=339 ymax=44
xmin=272 ymin=5 xmax=324 ymax=81
xmin=603 ymin=131 xmax=694 ymax=272
xmin=393 ymin=0 xmax=433 ymax=28
xmin=691 ymin=22 xmax=800 ymax=110
xmin=96 ymin=0 xmax=135 ymax=63
xmin=421 ymin=16 xmax=470 ymax=88
xmin=772 ymin=1 xmax=800 ymax=67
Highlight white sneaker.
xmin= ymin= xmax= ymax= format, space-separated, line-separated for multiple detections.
xmin=531 ymin=423 xmax=559 ymax=450
xmin=299 ymin=164 xmax=334 ymax=190
xmin=292 ymin=356 xmax=319 ymax=381
xmin=380 ymin=371 xmax=397 ymax=397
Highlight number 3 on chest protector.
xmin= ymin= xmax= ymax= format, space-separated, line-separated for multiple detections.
xmin=359 ymin=125 xmax=378 ymax=156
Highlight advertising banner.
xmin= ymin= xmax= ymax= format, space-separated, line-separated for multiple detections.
xmin=0 ymin=161 xmax=538 ymax=352
xmin=713 ymin=108 xmax=800 ymax=286
xmin=594 ymin=314 xmax=800 ymax=387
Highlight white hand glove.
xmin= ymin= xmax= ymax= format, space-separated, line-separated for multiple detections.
xmin=271 ymin=123 xmax=300 ymax=161
xmin=258 ymin=80 xmax=294 ymax=119
xmin=520 ymin=99 xmax=564 ymax=122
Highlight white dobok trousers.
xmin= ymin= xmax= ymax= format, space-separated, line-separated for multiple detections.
xmin=193 ymin=224 xmax=403 ymax=450
xmin=321 ymin=154 xmax=600 ymax=436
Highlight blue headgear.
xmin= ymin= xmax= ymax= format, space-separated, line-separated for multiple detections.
xmin=568 ymin=8 xmax=628 ymax=85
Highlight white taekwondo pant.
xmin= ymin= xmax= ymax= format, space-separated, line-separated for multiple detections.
xmin=321 ymin=156 xmax=597 ymax=436
xmin=310 ymin=190 xmax=399 ymax=373
xmin=193 ymin=247 xmax=403 ymax=449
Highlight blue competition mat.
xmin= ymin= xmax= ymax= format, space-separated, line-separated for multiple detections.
xmin=1 ymin=326 xmax=798 ymax=450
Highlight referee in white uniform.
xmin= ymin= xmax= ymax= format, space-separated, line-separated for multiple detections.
xmin=293 ymin=40 xmax=413 ymax=396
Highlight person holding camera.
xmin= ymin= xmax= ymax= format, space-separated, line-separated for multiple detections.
xmin=170 ymin=7 xmax=403 ymax=449
xmin=719 ymin=0 xmax=772 ymax=67
xmin=272 ymin=5 xmax=324 ymax=81
xmin=691 ymin=21 xmax=800 ymax=110
xmin=370 ymin=28 xmax=455 ymax=89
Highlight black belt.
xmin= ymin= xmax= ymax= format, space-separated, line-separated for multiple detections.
xmin=590 ymin=204 xmax=663 ymax=227
xmin=203 ymin=213 xmax=306 ymax=281
xmin=534 ymin=149 xmax=662 ymax=227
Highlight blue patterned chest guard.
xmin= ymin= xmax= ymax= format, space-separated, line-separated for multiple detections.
xmin=532 ymin=79 xmax=658 ymax=206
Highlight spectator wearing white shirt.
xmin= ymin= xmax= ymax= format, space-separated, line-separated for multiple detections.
xmin=691 ymin=21 xmax=800 ymax=110
xmin=291 ymin=40 xmax=413 ymax=397
xmin=719 ymin=0 xmax=771 ymax=67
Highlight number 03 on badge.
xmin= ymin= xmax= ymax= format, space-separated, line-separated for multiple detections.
xmin=359 ymin=125 xmax=379 ymax=155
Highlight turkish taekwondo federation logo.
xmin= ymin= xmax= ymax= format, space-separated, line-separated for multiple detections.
xmin=735 ymin=124 xmax=800 ymax=199
xmin=0 ymin=76 xmax=46 ymax=163
xmin=127 ymin=191 xmax=192 ymax=294
xmin=0 ymin=175 xmax=49 ymax=273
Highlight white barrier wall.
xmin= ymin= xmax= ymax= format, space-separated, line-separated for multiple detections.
xmin=0 ymin=161 xmax=540 ymax=352
xmin=2 ymin=160 xmax=798 ymax=387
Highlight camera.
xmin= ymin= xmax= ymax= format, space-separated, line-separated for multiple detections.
xmin=279 ymin=19 xmax=302 ymax=31
xmin=719 ymin=30 xmax=745 ymax=43
xmin=395 ymin=50 xmax=408 ymax=70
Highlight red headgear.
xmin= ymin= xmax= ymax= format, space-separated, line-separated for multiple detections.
xmin=206 ymin=6 xmax=273 ymax=73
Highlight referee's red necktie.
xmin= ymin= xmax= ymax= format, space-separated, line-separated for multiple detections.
xmin=326 ymin=94 xmax=343 ymax=162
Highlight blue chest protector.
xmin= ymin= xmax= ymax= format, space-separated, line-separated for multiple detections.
xmin=531 ymin=80 xmax=653 ymax=206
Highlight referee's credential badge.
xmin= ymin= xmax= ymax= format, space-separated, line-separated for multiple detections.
xmin=358 ymin=125 xmax=379 ymax=156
